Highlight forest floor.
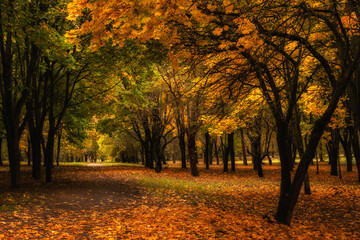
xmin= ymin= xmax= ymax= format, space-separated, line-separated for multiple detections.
xmin=0 ymin=162 xmax=359 ymax=239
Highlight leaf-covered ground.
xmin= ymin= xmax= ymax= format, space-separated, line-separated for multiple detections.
xmin=0 ymin=162 xmax=359 ymax=239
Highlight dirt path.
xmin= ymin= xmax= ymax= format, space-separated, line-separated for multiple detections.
xmin=0 ymin=165 xmax=162 ymax=238
xmin=7 ymin=165 xmax=149 ymax=208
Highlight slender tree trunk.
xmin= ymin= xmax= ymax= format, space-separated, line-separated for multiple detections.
xmin=143 ymin=138 xmax=154 ymax=169
xmin=229 ymin=132 xmax=235 ymax=172
xmin=221 ymin=135 xmax=229 ymax=173
xmin=179 ymin=131 xmax=186 ymax=169
xmin=204 ymin=132 xmax=210 ymax=170
xmin=293 ymin=108 xmax=311 ymax=195
xmin=275 ymin=123 xmax=292 ymax=223
xmin=44 ymin=131 xmax=55 ymax=183
xmin=56 ymin=130 xmax=62 ymax=166
xmin=214 ymin=139 xmax=220 ymax=165
xmin=26 ymin=137 xmax=31 ymax=166
xmin=326 ymin=129 xmax=340 ymax=176
xmin=44 ymin=67 xmax=56 ymax=182
xmin=249 ymin=133 xmax=263 ymax=177
xmin=30 ymin=127 xmax=42 ymax=180
xmin=0 ymin=138 xmax=3 ymax=166
xmin=1 ymin=0 xmax=24 ymax=189
xmin=338 ymin=150 xmax=342 ymax=180
xmin=7 ymin=130 xmax=22 ymax=188
xmin=316 ymin=151 xmax=319 ymax=174
xmin=268 ymin=154 xmax=273 ymax=165
xmin=154 ymin=140 xmax=162 ymax=173
xmin=339 ymin=129 xmax=353 ymax=172
xmin=350 ymin=129 xmax=360 ymax=182
xmin=240 ymin=129 xmax=248 ymax=165
xmin=319 ymin=141 xmax=324 ymax=162
xmin=209 ymin=138 xmax=213 ymax=165
xmin=187 ymin=130 xmax=199 ymax=177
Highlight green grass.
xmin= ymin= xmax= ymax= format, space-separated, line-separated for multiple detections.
xmin=58 ymin=161 xmax=142 ymax=167
xmin=0 ymin=204 xmax=17 ymax=212
xmin=0 ymin=193 xmax=32 ymax=212
xmin=133 ymin=173 xmax=243 ymax=206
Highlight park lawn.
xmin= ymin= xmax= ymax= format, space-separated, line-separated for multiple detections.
xmin=0 ymin=162 xmax=359 ymax=239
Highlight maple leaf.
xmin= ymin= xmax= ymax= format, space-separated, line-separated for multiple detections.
xmin=212 ymin=27 xmax=223 ymax=36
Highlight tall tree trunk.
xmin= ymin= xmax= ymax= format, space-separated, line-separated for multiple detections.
xmin=6 ymin=128 xmax=22 ymax=188
xmin=293 ymin=107 xmax=311 ymax=194
xmin=339 ymin=129 xmax=353 ymax=172
xmin=326 ymin=129 xmax=340 ymax=176
xmin=153 ymin=140 xmax=162 ymax=173
xmin=44 ymin=65 xmax=56 ymax=182
xmin=214 ymin=139 xmax=220 ymax=165
xmin=0 ymin=137 xmax=3 ymax=166
xmin=275 ymin=66 xmax=355 ymax=224
xmin=187 ymin=130 xmax=199 ymax=176
xmin=316 ymin=151 xmax=319 ymax=174
xmin=1 ymin=4 xmax=28 ymax=188
xmin=221 ymin=135 xmax=229 ymax=172
xmin=179 ymin=131 xmax=186 ymax=169
xmin=56 ymin=130 xmax=62 ymax=167
xmin=26 ymin=137 xmax=31 ymax=166
xmin=275 ymin=122 xmax=293 ymax=223
xmin=319 ymin=141 xmax=324 ymax=162
xmin=248 ymin=133 xmax=263 ymax=177
xmin=240 ymin=129 xmax=248 ymax=165
xmin=351 ymin=129 xmax=360 ymax=182
xmin=204 ymin=132 xmax=210 ymax=170
xmin=29 ymin=125 xmax=42 ymax=180
xmin=229 ymin=132 xmax=235 ymax=172
xmin=45 ymin=130 xmax=55 ymax=182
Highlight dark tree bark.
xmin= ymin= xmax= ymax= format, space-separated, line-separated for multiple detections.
xmin=145 ymin=143 xmax=154 ymax=169
xmin=339 ymin=129 xmax=353 ymax=172
xmin=187 ymin=129 xmax=199 ymax=177
xmin=176 ymin=116 xmax=187 ymax=169
xmin=293 ymin=106 xmax=311 ymax=194
xmin=153 ymin=140 xmax=162 ymax=173
xmin=44 ymin=70 xmax=56 ymax=182
xmin=179 ymin=130 xmax=187 ymax=169
xmin=248 ymin=133 xmax=263 ymax=177
xmin=315 ymin=151 xmax=319 ymax=174
xmin=221 ymin=134 xmax=229 ymax=173
xmin=240 ymin=129 xmax=248 ymax=165
xmin=275 ymin=64 xmax=359 ymax=225
xmin=0 ymin=137 xmax=3 ymax=166
xmin=26 ymin=137 xmax=31 ymax=166
xmin=56 ymin=128 xmax=62 ymax=167
xmin=0 ymin=1 xmax=33 ymax=187
xmin=204 ymin=132 xmax=211 ymax=170
xmin=351 ymin=130 xmax=360 ymax=182
xmin=326 ymin=129 xmax=340 ymax=176
xmin=214 ymin=139 xmax=220 ymax=165
xmin=229 ymin=132 xmax=236 ymax=172
xmin=319 ymin=141 xmax=325 ymax=162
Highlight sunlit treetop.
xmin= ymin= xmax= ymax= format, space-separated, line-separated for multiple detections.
xmin=66 ymin=0 xmax=263 ymax=55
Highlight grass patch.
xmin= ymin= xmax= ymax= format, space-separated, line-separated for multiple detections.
xmin=0 ymin=193 xmax=32 ymax=212
xmin=59 ymin=161 xmax=142 ymax=167
xmin=0 ymin=204 xmax=17 ymax=212
xmin=134 ymin=174 xmax=240 ymax=206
